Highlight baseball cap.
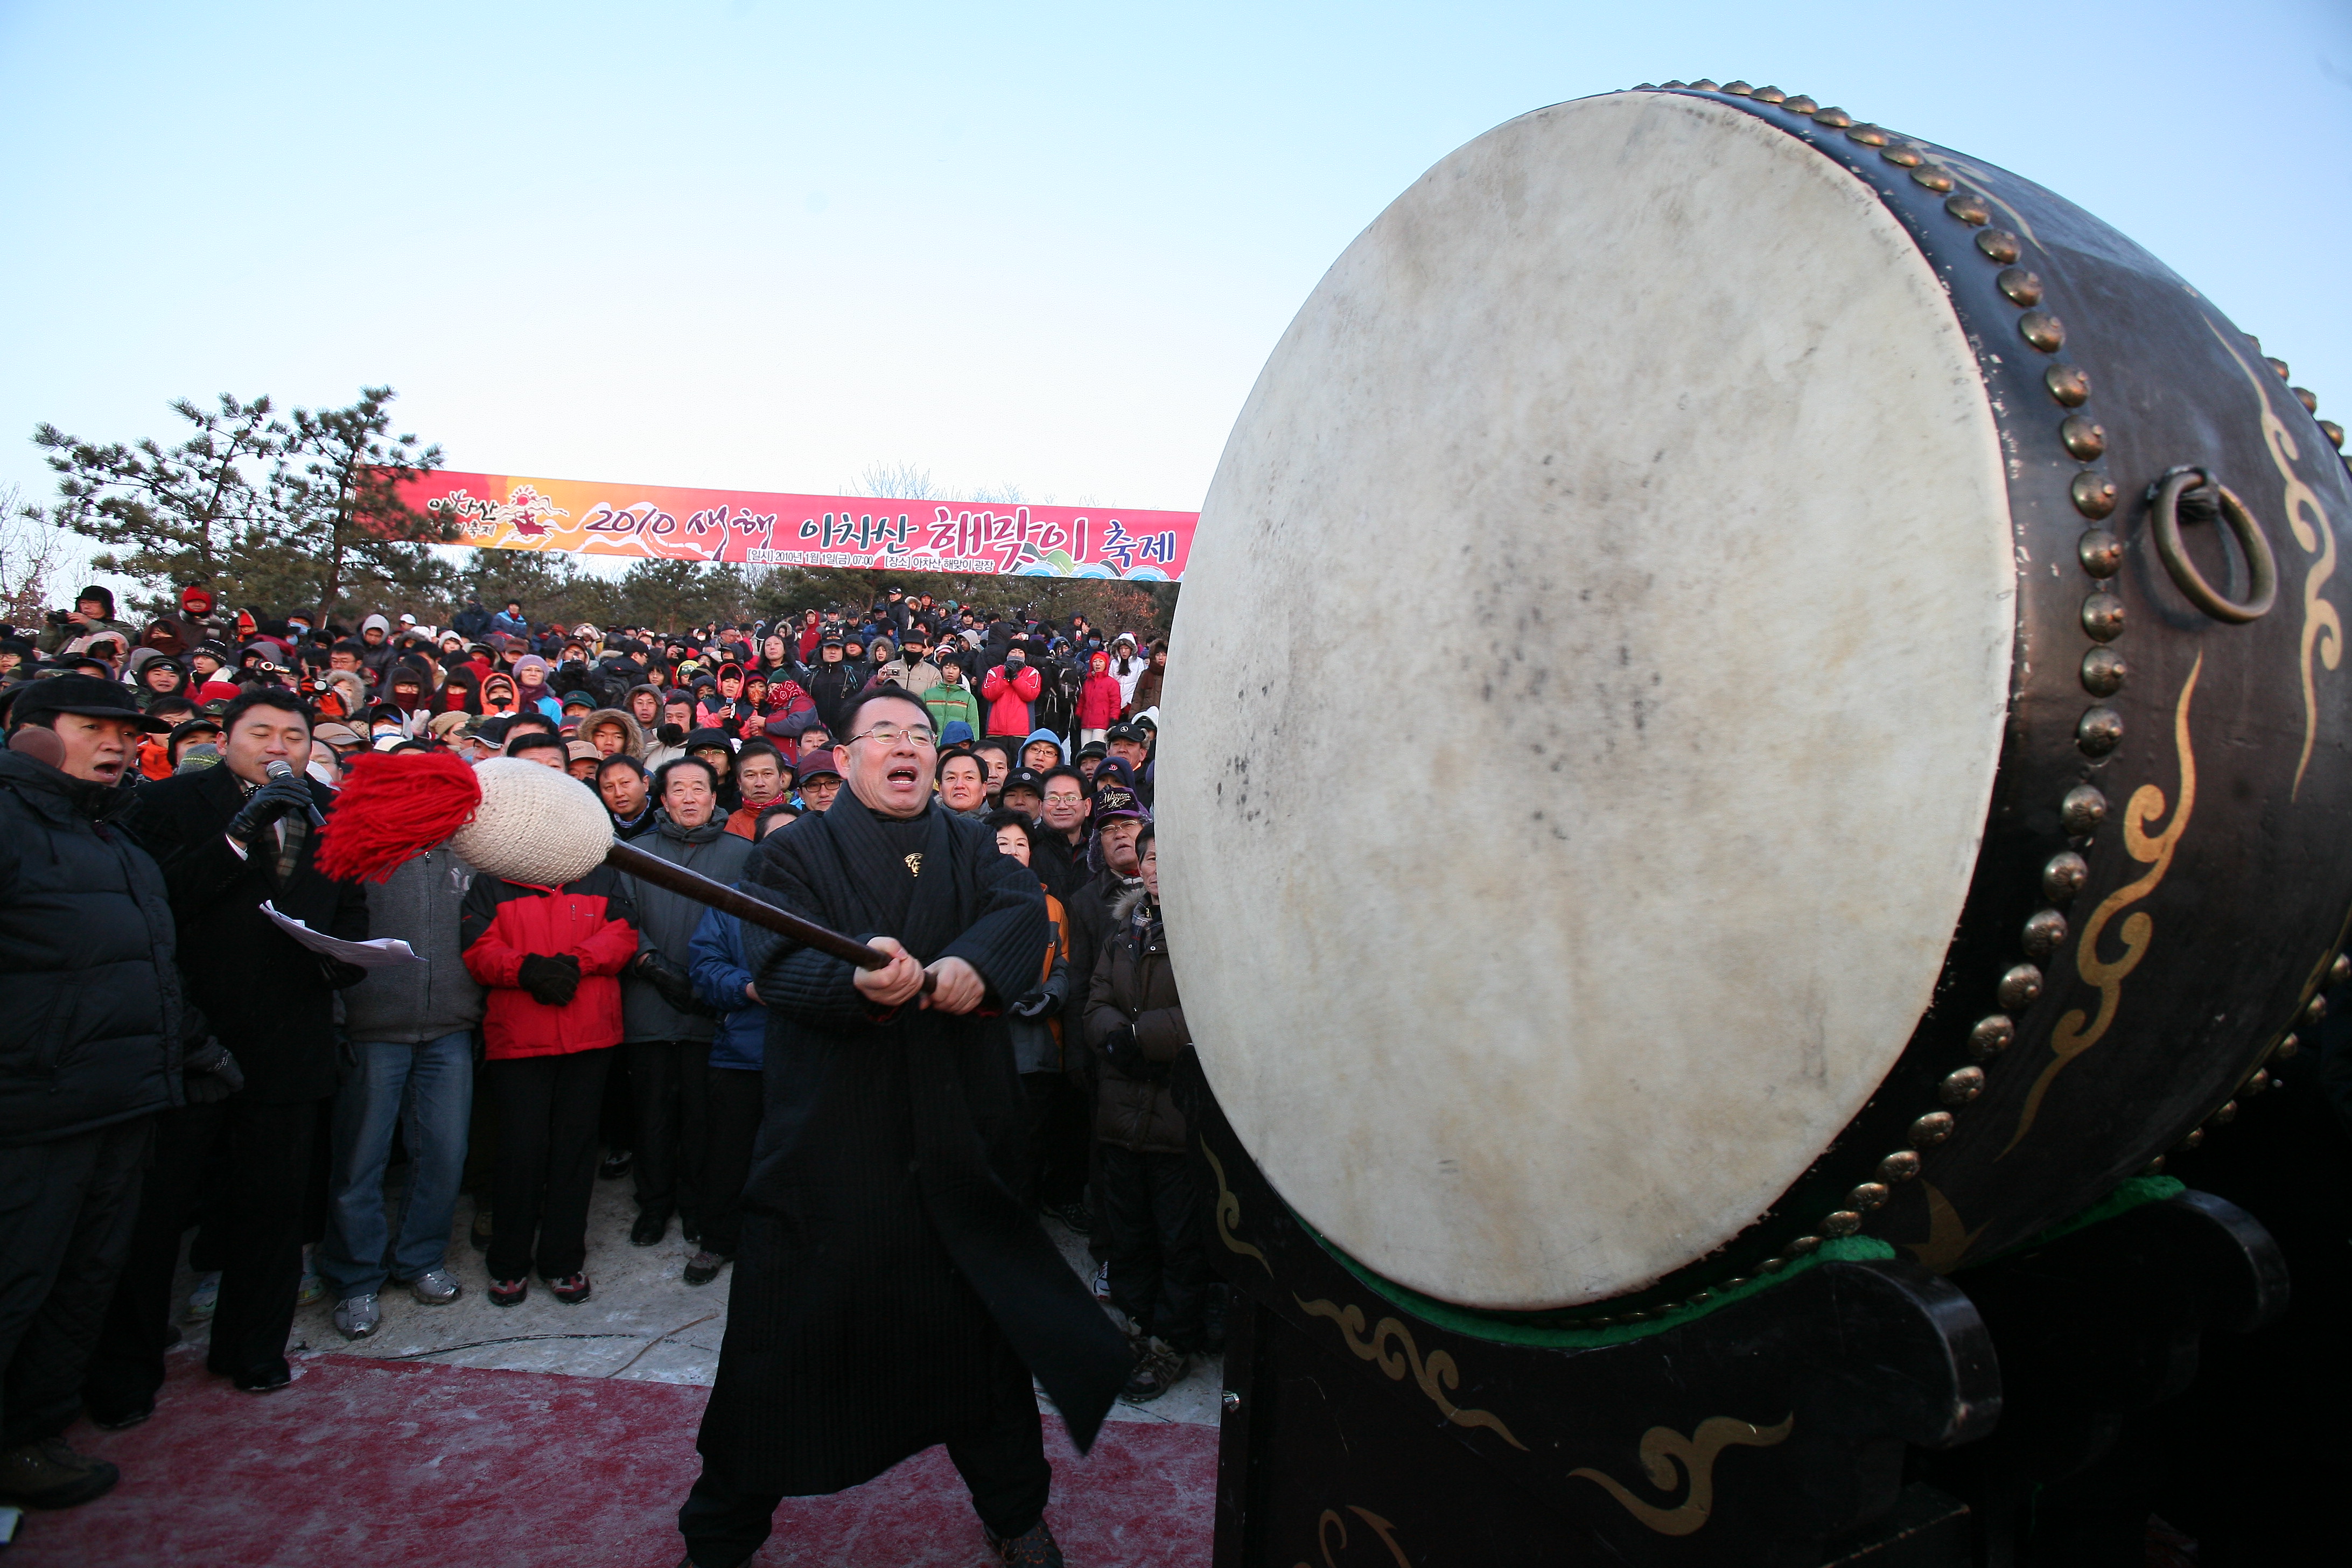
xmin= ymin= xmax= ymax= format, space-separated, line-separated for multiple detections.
xmin=1002 ymin=766 xmax=1046 ymax=797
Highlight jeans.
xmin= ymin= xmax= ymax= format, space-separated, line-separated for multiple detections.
xmin=318 ymin=1031 xmax=475 ymax=1300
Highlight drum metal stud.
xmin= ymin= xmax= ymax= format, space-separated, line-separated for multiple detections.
xmin=2292 ymin=387 xmax=2318 ymax=415
xmin=1821 ymin=1211 xmax=1862 ymax=1237
xmin=1940 ymin=1066 xmax=1987 ymax=1105
xmin=2081 ymin=592 xmax=2126 ymax=641
xmin=1969 ymin=1015 xmax=2017 ymax=1058
xmin=2061 ymin=414 xmax=2106 ymax=460
xmin=1877 ymin=1151 xmax=1922 ymax=1184
xmin=2019 ymin=311 xmax=2066 ymax=353
xmin=1784 ymin=95 xmax=1818 ymax=114
xmin=1996 ymin=964 xmax=2045 ymax=1011
xmin=1691 ymin=79 xmax=1720 ymax=91
xmin=2306 ymin=993 xmax=2328 ymax=1024
xmin=2046 ymin=363 xmax=2091 ymax=405
xmin=1754 ymin=86 xmax=1787 ymax=104
xmin=2244 ymin=1067 xmax=2272 ymax=1095
xmin=1846 ymin=123 xmax=1889 ymax=146
xmin=1723 ymin=81 xmax=1754 ymax=95
xmin=2211 ymin=1100 xmax=2239 ymax=1125
xmin=2265 ymin=356 xmax=2290 ymax=380
xmin=2059 ymin=783 xmax=2108 ymax=835
xmin=2077 ymin=527 xmax=2122 ymax=577
xmin=2080 ymin=646 xmax=2127 ymax=697
xmin=1221 ymin=1390 xmax=1241 ymax=1413
xmin=1760 ymin=1255 xmax=1789 ymax=1272
xmin=1944 ymin=192 xmax=1991 ymax=225
xmin=2076 ymin=706 xmax=2124 ymax=755
xmin=2321 ymin=419 xmax=2344 ymax=451
xmin=2042 ymin=851 xmax=2090 ymax=901
xmin=1812 ymin=106 xmax=1853 ymax=127
xmin=1976 ymin=228 xmax=2022 ymax=263
xmin=1661 ymin=80 xmax=1686 ymax=88
xmin=1910 ymin=1111 xmax=1956 ymax=1145
xmin=1881 ymin=146 xmax=1923 ymax=167
xmin=1845 ymin=1183 xmax=1891 ymax=1212
xmin=2276 ymin=1032 xmax=2301 ymax=1061
xmin=2070 ymin=471 xmax=2118 ymax=519
xmin=1912 ymin=167 xmax=1956 ymax=192
xmin=1788 ymin=1235 xmax=1823 ymax=1254
xmin=1720 ymin=1277 xmax=1751 ymax=1290
xmin=2024 ymin=907 xmax=2072 ymax=957
xmin=2177 ymin=1128 xmax=2206 ymax=1152
xmin=1996 ymin=267 xmax=2044 ymax=306
xmin=2330 ymin=953 xmax=2350 ymax=986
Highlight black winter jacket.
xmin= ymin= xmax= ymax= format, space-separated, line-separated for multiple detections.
xmin=0 ymin=751 xmax=180 ymax=1145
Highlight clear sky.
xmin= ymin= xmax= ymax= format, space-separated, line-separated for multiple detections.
xmin=4 ymin=1 xmax=2346 ymax=594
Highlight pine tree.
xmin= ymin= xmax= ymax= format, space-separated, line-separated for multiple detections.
xmin=268 ymin=388 xmax=454 ymax=622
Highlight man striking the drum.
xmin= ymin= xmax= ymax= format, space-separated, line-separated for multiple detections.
xmin=676 ymin=686 xmax=1131 ymax=1568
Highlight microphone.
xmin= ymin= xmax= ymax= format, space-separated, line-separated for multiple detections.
xmin=267 ymin=758 xmax=330 ymax=827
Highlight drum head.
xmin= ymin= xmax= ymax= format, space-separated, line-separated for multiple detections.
xmin=1159 ymin=92 xmax=2017 ymax=1310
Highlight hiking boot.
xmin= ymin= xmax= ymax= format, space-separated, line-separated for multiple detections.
xmin=488 ymin=1276 xmax=529 ymax=1308
xmin=333 ymin=1293 xmax=381 ymax=1340
xmin=0 ymin=1437 xmax=120 ymax=1510
xmin=682 ymin=1250 xmax=729 ymax=1286
xmin=1119 ymin=1338 xmax=1188 ymax=1404
xmin=984 ymin=1518 xmax=1066 ymax=1567
xmin=407 ymin=1268 xmax=463 ymax=1305
xmin=548 ymin=1272 xmax=592 ymax=1305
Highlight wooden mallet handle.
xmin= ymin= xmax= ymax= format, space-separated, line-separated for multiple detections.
xmin=605 ymin=840 xmax=937 ymax=993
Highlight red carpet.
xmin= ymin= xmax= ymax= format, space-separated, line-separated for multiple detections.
xmin=10 ymin=1353 xmax=1215 ymax=1567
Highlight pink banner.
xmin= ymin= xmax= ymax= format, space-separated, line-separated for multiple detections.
xmin=397 ymin=470 xmax=1198 ymax=582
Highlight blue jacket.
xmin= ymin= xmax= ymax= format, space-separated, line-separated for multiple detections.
xmin=689 ymin=904 xmax=766 ymax=1070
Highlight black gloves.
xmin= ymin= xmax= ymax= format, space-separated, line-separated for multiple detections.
xmin=318 ymin=956 xmax=367 ymax=990
xmin=1100 ymin=1023 xmax=1166 ymax=1081
xmin=227 ymin=775 xmax=316 ymax=843
xmin=183 ymin=1038 xmax=245 ymax=1103
xmin=1007 ymin=988 xmax=1054 ymax=1021
xmin=516 ymin=952 xmax=583 ymax=1007
xmin=633 ymin=950 xmax=710 ymax=1015
xmin=656 ymin=723 xmax=686 ymax=746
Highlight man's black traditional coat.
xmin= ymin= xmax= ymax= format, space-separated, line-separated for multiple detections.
xmin=696 ymin=797 xmax=1131 ymax=1495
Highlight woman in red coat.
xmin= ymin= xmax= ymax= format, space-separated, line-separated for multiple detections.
xmin=461 ymin=863 xmax=640 ymax=1307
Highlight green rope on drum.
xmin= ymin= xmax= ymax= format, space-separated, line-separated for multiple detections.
xmin=1300 ymin=1217 xmax=1895 ymax=1349
xmin=1954 ymin=1174 xmax=2185 ymax=1272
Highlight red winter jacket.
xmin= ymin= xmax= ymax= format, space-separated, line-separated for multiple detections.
xmin=1075 ymin=671 xmax=1123 ymax=730
xmin=979 ymin=662 xmax=1042 ymax=737
xmin=459 ymin=864 xmax=640 ymax=1060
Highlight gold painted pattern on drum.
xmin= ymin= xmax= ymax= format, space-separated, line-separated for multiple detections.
xmin=1906 ymin=1181 xmax=1990 ymax=1272
xmin=1568 ymin=1413 xmax=1795 ymax=1536
xmin=2211 ymin=323 xmax=2342 ymax=798
xmin=1297 ymin=1506 xmax=1411 ymax=1568
xmin=1201 ymin=1138 xmax=1273 ymax=1279
xmin=1290 ymin=1296 xmax=1526 ymax=1450
xmin=2004 ymin=654 xmax=2204 ymax=1158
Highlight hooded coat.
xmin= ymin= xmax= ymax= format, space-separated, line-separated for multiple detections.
xmin=1083 ymin=886 xmax=1191 ymax=1153
xmin=978 ymin=660 xmax=1041 ymax=737
xmin=579 ymin=706 xmax=647 ymax=760
xmin=694 ymin=798 xmax=1129 ymax=1495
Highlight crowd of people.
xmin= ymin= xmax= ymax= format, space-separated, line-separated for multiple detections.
xmin=0 ymin=579 xmax=1200 ymax=1567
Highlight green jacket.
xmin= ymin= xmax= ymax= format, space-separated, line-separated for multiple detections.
xmin=923 ymin=679 xmax=981 ymax=736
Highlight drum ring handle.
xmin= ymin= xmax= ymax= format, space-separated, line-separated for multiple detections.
xmin=2149 ymin=465 xmax=2275 ymax=624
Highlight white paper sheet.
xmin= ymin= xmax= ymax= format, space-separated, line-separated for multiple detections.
xmin=261 ymin=902 xmax=423 ymax=969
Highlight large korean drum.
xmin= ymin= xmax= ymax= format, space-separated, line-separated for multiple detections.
xmin=1157 ymin=84 xmax=2352 ymax=1317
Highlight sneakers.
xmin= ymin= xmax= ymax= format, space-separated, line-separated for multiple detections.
xmin=296 ymin=1247 xmax=326 ymax=1306
xmin=548 ymin=1272 xmax=592 ymax=1305
xmin=682 ymin=1250 xmax=729 ymax=1286
xmin=333 ymin=1293 xmax=381 ymax=1340
xmin=984 ymin=1519 xmax=1066 ymax=1567
xmin=407 ymin=1268 xmax=463 ymax=1305
xmin=1090 ymin=1262 xmax=1112 ymax=1304
xmin=599 ymin=1146 xmax=633 ymax=1179
xmin=182 ymin=1271 xmax=221 ymax=1322
xmin=0 ymin=1438 xmax=121 ymax=1510
xmin=1119 ymin=1337 xmax=1188 ymax=1404
xmin=488 ymin=1277 xmax=529 ymax=1308
xmin=1045 ymin=1200 xmax=1092 ymax=1233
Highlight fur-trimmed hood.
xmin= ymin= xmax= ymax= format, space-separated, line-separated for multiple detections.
xmin=578 ymin=706 xmax=647 ymax=759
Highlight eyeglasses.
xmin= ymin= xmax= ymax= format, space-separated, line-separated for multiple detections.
xmin=845 ymin=723 xmax=937 ymax=749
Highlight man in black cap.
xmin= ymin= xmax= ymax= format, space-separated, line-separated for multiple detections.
xmin=803 ymin=635 xmax=859 ymax=736
xmin=0 ymin=678 xmax=213 ymax=1516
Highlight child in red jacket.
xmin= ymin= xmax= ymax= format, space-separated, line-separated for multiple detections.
xmin=461 ymin=861 xmax=640 ymax=1307
xmin=1075 ymin=650 xmax=1122 ymax=747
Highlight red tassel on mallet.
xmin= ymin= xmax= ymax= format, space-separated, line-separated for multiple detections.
xmin=316 ymin=751 xmax=485 ymax=883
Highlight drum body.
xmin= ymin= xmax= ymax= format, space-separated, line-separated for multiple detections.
xmin=1159 ymin=86 xmax=2352 ymax=1316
